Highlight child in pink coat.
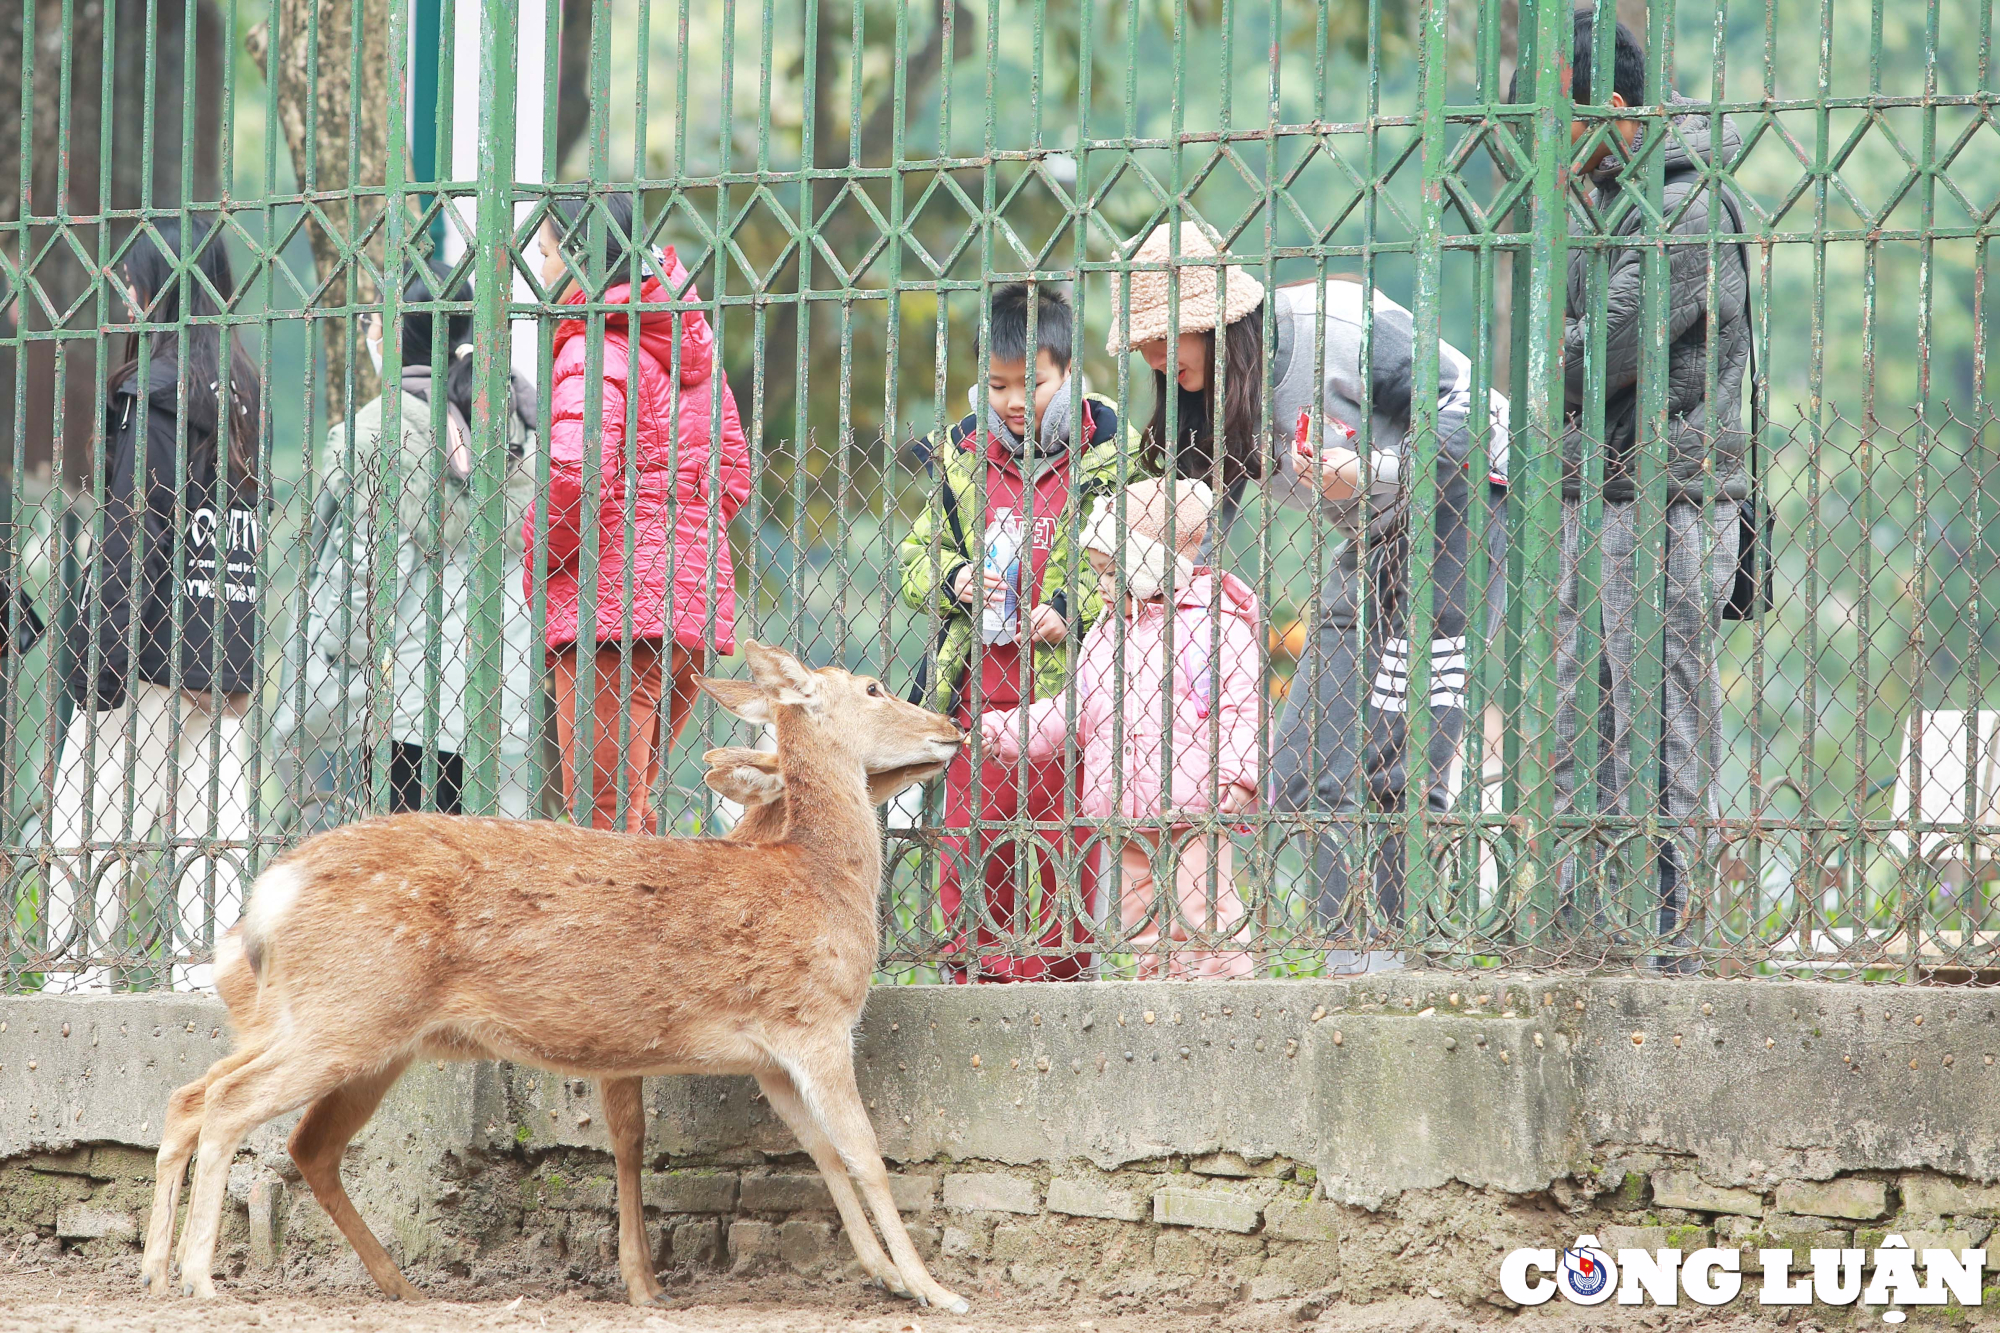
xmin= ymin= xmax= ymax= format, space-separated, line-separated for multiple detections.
xmin=981 ymin=479 xmax=1260 ymax=979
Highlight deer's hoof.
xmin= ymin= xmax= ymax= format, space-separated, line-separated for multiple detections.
xmin=944 ymin=1297 xmax=971 ymax=1315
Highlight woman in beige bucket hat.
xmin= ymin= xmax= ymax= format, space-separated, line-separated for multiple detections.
xmin=1107 ymin=219 xmax=1512 ymax=977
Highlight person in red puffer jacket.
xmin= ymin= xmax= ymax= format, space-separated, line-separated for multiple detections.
xmin=524 ymin=193 xmax=752 ymax=833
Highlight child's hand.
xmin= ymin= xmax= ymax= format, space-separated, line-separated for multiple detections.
xmin=1018 ymin=604 xmax=1067 ymax=646
xmin=1218 ymin=782 xmax=1259 ymax=814
xmin=953 ymin=565 xmax=1007 ymax=609
xmin=977 ymin=708 xmax=1021 ymax=753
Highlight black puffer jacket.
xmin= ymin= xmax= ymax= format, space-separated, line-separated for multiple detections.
xmin=65 ymin=356 xmax=262 ymax=708
xmin=1563 ymin=97 xmax=1750 ymax=504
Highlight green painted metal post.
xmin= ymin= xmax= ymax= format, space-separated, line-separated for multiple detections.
xmin=1514 ymin=0 xmax=1572 ymax=949
xmin=465 ymin=0 xmax=519 ymax=814
xmin=1402 ymin=0 xmax=1449 ymax=935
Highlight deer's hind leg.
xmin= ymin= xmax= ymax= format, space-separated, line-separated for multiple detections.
xmin=178 ymin=1044 xmax=357 ymax=1298
xmin=753 ymin=1067 xmax=907 ymax=1296
xmin=600 ymin=1076 xmax=666 ymax=1305
xmin=287 ymin=1057 xmax=420 ymax=1301
xmin=785 ymin=1053 xmax=967 ymax=1314
xmin=140 ymin=1045 xmax=260 ymax=1294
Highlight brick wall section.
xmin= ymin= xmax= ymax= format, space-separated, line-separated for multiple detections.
xmin=4 ymin=975 xmax=2000 ymax=1316
xmin=9 ymin=1142 xmax=1997 ymax=1312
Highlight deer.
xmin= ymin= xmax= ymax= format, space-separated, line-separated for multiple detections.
xmin=143 ymin=739 xmax=942 ymax=1303
xmin=139 ymin=642 xmax=969 ymax=1313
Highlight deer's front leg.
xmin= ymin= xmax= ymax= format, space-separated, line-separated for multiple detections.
xmin=754 ymin=1068 xmax=907 ymax=1294
xmin=787 ymin=1055 xmax=968 ymax=1314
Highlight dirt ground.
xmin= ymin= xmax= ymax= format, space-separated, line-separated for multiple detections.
xmin=0 ymin=1245 xmax=1859 ymax=1333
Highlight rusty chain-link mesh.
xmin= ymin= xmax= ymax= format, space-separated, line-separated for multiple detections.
xmin=2 ymin=0 xmax=1996 ymax=988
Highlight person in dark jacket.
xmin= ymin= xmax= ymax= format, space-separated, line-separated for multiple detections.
xmin=46 ymin=217 xmax=263 ymax=993
xmin=1522 ymin=9 xmax=1750 ymax=964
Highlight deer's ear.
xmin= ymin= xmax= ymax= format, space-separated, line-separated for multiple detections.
xmin=703 ymin=759 xmax=786 ymax=807
xmin=696 ymin=677 xmax=774 ymax=724
xmin=701 ymin=746 xmax=778 ymax=774
xmin=740 ymin=641 xmax=820 ymax=706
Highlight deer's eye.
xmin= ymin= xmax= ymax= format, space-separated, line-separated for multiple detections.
xmin=866 ymin=681 xmax=883 ymax=698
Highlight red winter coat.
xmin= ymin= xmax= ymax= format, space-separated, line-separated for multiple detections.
xmin=525 ymin=250 xmax=752 ymax=654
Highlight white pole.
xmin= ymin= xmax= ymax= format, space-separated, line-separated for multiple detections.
xmin=510 ymin=0 xmax=548 ymax=386
xmin=448 ymin=0 xmax=547 ymax=387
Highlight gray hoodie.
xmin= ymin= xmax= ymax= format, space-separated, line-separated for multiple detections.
xmin=1266 ymin=280 xmax=1510 ymax=539
xmin=1563 ymin=97 xmax=1750 ymax=504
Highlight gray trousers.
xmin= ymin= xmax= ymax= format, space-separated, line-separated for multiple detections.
xmin=1270 ymin=468 xmax=1485 ymax=937
xmin=1551 ymin=498 xmax=1733 ymax=958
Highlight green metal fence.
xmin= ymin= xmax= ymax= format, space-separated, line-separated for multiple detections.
xmin=3 ymin=0 xmax=1997 ymax=989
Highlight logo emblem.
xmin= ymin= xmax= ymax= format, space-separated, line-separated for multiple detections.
xmin=1557 ymin=1235 xmax=1616 ymax=1304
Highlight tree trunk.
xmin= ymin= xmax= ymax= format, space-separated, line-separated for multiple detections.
xmin=0 ymin=0 xmax=225 ymax=483
xmin=554 ymin=0 xmax=595 ymax=178
xmin=245 ymin=0 xmax=391 ymax=426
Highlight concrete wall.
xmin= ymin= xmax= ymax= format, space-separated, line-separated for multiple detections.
xmin=3 ymin=973 xmax=1997 ymax=1311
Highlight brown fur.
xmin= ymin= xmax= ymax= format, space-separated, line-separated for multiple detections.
xmin=142 ymin=643 xmax=968 ymax=1313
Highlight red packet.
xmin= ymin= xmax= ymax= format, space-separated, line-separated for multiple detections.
xmin=1294 ymin=408 xmax=1358 ymax=454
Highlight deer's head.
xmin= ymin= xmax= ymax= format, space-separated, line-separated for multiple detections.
xmin=696 ymin=642 xmax=963 ymax=784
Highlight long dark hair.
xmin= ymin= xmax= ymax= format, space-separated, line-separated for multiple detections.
xmin=106 ymin=216 xmax=261 ymax=496
xmin=397 ymin=260 xmax=477 ymax=427
xmin=1142 ymin=300 xmax=1266 ymax=490
xmin=549 ymin=191 xmax=638 ymax=292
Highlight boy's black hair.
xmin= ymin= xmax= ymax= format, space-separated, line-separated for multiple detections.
xmin=1504 ymin=7 xmax=1645 ymax=108
xmin=988 ymin=282 xmax=1073 ymax=371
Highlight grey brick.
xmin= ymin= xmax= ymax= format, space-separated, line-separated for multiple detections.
xmin=1725 ymin=1211 xmax=1852 ymax=1271
xmin=247 ymin=1176 xmax=286 ymax=1269
xmin=736 ymin=1170 xmax=932 ymax=1214
xmin=1903 ymin=1175 xmax=2000 ymax=1218
xmin=55 ymin=1204 xmax=136 ymax=1241
xmin=642 ymin=1170 xmax=739 ymax=1214
xmin=25 ymin=1149 xmax=93 ymax=1177
xmin=1733 ymin=1230 xmax=1852 ymax=1273
xmin=670 ymin=1218 xmax=723 ymax=1268
xmin=1902 ymin=1227 xmax=1984 ymax=1254
xmin=1153 ymin=1187 xmax=1261 ymax=1234
xmin=776 ymin=1218 xmax=836 ymax=1271
xmin=568 ymin=1179 xmax=618 ymax=1211
xmin=1263 ymin=1197 xmax=1338 ymax=1244
xmin=943 ymin=1172 xmax=1039 ymax=1215
xmin=1650 ymin=1170 xmax=1765 ymax=1217
xmin=1046 ymin=1177 xmax=1146 ymax=1223
xmin=887 ymin=1173 xmax=937 ymax=1214
xmin=740 ymin=1173 xmax=834 ymax=1213
xmin=727 ymin=1220 xmax=777 ymax=1271
xmin=990 ymin=1223 xmax=1042 ymax=1262
xmin=1775 ymin=1178 xmax=1888 ymax=1221
xmin=1599 ymin=1225 xmax=1670 ymax=1252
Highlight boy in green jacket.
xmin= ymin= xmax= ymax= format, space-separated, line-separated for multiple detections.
xmin=899 ymin=283 xmax=1135 ymax=981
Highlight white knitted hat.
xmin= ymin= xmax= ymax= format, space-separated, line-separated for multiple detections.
xmin=1080 ymin=478 xmax=1215 ymax=601
xmin=1105 ymin=223 xmax=1267 ymax=355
